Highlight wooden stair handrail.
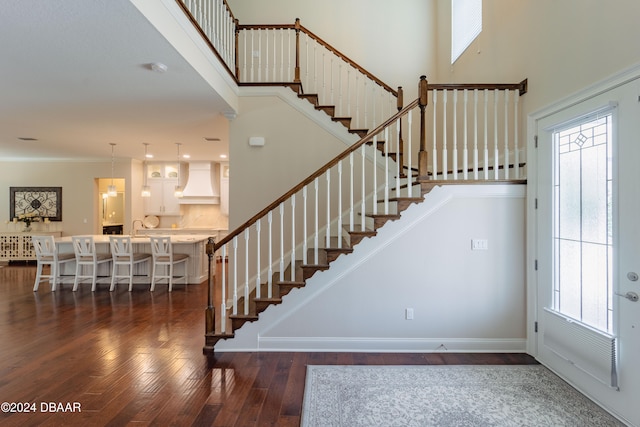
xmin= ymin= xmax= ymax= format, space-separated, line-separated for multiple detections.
xmin=214 ymin=78 xmax=528 ymax=251
xmin=175 ymin=0 xmax=238 ymax=83
xmin=429 ymin=80 xmax=528 ymax=96
xmin=214 ymin=97 xmax=420 ymax=251
xmin=237 ymin=19 xmax=398 ymax=97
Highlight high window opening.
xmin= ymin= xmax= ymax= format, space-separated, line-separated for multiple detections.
xmin=451 ymin=0 xmax=482 ymax=64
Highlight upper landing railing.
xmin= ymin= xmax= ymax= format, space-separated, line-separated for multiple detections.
xmin=177 ymin=1 xmax=398 ymax=133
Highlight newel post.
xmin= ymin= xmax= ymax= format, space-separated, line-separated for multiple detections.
xmin=418 ymin=75 xmax=429 ymax=180
xmin=203 ymin=237 xmax=216 ymax=354
xmin=397 ymin=86 xmax=405 ymax=178
xmin=294 ymin=18 xmax=301 ymax=83
xmin=234 ymin=19 xmax=240 ymax=80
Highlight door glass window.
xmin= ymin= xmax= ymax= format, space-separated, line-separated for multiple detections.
xmin=553 ymin=111 xmax=613 ymax=332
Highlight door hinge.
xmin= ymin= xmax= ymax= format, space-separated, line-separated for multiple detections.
xmin=535 ymin=198 xmax=538 ymax=209
xmin=535 ymin=321 xmax=538 ymax=333
xmin=534 ymin=135 xmax=538 ymax=148
xmin=535 ymin=259 xmax=538 ymax=270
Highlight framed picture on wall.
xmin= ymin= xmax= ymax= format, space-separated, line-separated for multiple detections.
xmin=10 ymin=187 xmax=62 ymax=221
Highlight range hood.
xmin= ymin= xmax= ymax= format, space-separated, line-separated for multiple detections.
xmin=179 ymin=162 xmax=220 ymax=204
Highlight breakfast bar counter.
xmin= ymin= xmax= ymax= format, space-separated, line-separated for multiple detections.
xmin=55 ymin=234 xmax=213 ymax=284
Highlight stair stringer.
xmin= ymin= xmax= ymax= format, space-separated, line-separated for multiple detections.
xmin=214 ymin=184 xmax=527 ymax=353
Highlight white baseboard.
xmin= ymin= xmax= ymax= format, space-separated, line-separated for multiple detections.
xmin=213 ymin=337 xmax=527 ymax=353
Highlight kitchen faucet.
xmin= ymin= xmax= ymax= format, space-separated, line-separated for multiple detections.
xmin=131 ymin=219 xmax=144 ymax=236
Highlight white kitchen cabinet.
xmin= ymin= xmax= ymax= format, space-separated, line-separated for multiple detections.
xmin=144 ymin=162 xmax=182 ymax=216
xmin=145 ymin=179 xmax=180 ymax=215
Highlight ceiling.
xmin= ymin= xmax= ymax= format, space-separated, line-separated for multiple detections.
xmin=0 ymin=0 xmax=231 ymax=163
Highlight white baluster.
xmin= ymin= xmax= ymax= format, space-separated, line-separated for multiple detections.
xmin=313 ymin=43 xmax=317 ymax=93
xmin=384 ymin=126 xmax=390 ymax=215
xmin=291 ymin=194 xmax=295 ymax=282
xmin=242 ymin=30 xmax=247 ymax=82
xmin=443 ymin=90 xmax=448 ymax=180
xmin=372 ymin=135 xmax=377 ymax=215
xmin=326 ymin=169 xmax=331 ymax=248
xmin=494 ymin=89 xmax=499 ymax=180
xmin=347 ymin=69 xmax=352 ymax=118
xmin=361 ymin=145 xmax=366 ymax=231
xmin=287 ymin=30 xmax=291 ymax=82
xmin=504 ymin=89 xmax=510 ymax=179
xmin=255 ymin=219 xmax=261 ymax=298
xmin=338 ymin=63 xmax=344 ymax=117
xmin=484 ymin=89 xmax=489 ymax=180
xmin=244 ymin=229 xmax=249 ymax=315
xmin=396 ymin=118 xmax=401 ymax=198
xmin=407 ymin=109 xmax=413 ymax=198
xmin=314 ymin=177 xmax=319 ymax=264
xmin=473 ymin=89 xmax=479 ymax=180
xmin=349 ymin=152 xmax=354 ymax=231
xmin=432 ymin=90 xmax=438 ymax=179
xmin=257 ymin=30 xmax=262 ymax=82
xmin=267 ymin=211 xmax=273 ymax=298
xmin=250 ymin=29 xmax=255 ymax=83
xmin=363 ymin=80 xmax=368 ymax=131
xmin=272 ymin=29 xmax=276 ymax=81
xmin=303 ymin=186 xmax=308 ymax=264
xmin=514 ymin=92 xmax=520 ymax=178
xmin=283 ymin=29 xmax=287 ymax=82
xmin=355 ymin=75 xmax=360 ymax=128
xmin=279 ymin=203 xmax=284 ymax=282
xmin=232 ymin=236 xmax=238 ymax=315
xmin=264 ymin=30 xmax=269 ymax=82
xmin=330 ymin=57 xmax=335 ymax=106
xmin=453 ymin=89 xmax=458 ymax=180
xmin=221 ymin=243 xmax=227 ymax=333
xmin=322 ymin=53 xmax=326 ymax=104
xmin=338 ymin=161 xmax=343 ymax=249
xmin=463 ymin=89 xmax=469 ymax=180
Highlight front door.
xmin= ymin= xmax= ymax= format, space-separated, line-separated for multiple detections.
xmin=535 ymin=78 xmax=640 ymax=425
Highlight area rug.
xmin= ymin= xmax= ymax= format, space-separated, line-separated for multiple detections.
xmin=301 ymin=365 xmax=623 ymax=427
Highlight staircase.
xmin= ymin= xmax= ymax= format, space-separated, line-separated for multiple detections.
xmin=173 ymin=2 xmax=527 ymax=352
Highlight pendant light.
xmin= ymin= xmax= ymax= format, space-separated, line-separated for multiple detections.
xmin=174 ymin=143 xmax=183 ymax=198
xmin=107 ymin=143 xmax=118 ymax=197
xmin=141 ymin=143 xmax=151 ymax=198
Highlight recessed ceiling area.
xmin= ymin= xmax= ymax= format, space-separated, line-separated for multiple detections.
xmin=0 ymin=0 xmax=231 ymax=162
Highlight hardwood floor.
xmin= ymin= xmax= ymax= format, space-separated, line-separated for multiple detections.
xmin=0 ymin=262 xmax=537 ymax=426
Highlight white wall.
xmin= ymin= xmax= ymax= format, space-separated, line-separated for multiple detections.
xmin=216 ymin=184 xmax=526 ymax=352
xmin=229 ymin=88 xmax=362 ymax=228
xmin=227 ymin=0 xmax=436 ymax=99
xmin=435 ymin=0 xmax=640 ymax=114
xmin=0 ymin=160 xmax=141 ymax=236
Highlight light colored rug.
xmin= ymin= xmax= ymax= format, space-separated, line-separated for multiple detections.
xmin=301 ymin=365 xmax=623 ymax=427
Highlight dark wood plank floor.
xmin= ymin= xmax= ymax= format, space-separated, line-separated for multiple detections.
xmin=0 ymin=262 xmax=537 ymax=426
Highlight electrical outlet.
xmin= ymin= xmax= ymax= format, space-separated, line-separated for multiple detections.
xmin=471 ymin=239 xmax=488 ymax=251
xmin=405 ymin=308 xmax=414 ymax=320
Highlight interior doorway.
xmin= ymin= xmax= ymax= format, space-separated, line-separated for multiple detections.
xmin=98 ymin=178 xmax=125 ymax=234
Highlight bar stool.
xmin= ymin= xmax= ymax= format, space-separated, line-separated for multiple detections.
xmin=149 ymin=236 xmax=188 ymax=292
xmin=72 ymin=236 xmax=112 ymax=291
xmin=32 ymin=235 xmax=75 ymax=291
xmin=109 ymin=236 xmax=152 ymax=292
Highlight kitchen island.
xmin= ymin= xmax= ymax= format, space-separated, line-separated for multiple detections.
xmin=56 ymin=234 xmax=214 ymax=284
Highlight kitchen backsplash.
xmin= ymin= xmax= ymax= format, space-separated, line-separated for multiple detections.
xmin=153 ymin=204 xmax=228 ymax=230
